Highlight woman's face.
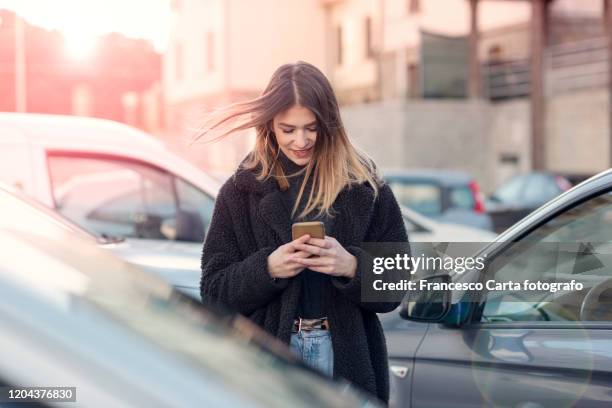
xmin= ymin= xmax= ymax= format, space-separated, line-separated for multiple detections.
xmin=272 ymin=105 xmax=317 ymax=166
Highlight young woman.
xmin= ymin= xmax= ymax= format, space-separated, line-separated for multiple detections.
xmin=199 ymin=61 xmax=408 ymax=404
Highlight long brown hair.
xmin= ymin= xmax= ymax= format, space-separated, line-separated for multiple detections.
xmin=197 ymin=61 xmax=380 ymax=219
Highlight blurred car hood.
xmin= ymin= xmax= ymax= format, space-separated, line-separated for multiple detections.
xmin=403 ymin=206 xmax=496 ymax=243
xmin=423 ymin=222 xmax=497 ymax=242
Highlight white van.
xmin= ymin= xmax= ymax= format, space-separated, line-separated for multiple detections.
xmin=0 ymin=113 xmax=221 ymax=298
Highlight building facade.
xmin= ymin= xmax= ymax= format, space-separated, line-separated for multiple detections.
xmin=163 ymin=0 xmax=611 ymax=183
xmin=163 ymin=0 xmax=329 ymax=173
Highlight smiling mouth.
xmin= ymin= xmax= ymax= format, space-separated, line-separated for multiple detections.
xmin=291 ymin=146 xmax=314 ymax=157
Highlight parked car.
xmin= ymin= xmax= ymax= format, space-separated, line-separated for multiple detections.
xmin=0 ymin=113 xmax=220 ymax=297
xmin=0 ymin=181 xmax=380 ymax=407
xmin=0 ymin=112 xmax=219 ymax=239
xmin=486 ymin=171 xmax=573 ymax=233
xmin=385 ymin=169 xmax=493 ymax=231
xmin=401 ymin=205 xmax=496 ymax=277
xmin=384 ymin=169 xmax=612 ymax=407
xmin=401 ymin=205 xmax=496 ymax=244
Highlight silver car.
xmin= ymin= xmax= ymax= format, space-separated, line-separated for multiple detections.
xmin=385 ymin=169 xmax=612 ymax=407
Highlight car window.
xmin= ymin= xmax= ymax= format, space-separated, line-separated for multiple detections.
xmin=49 ymin=155 xmax=180 ymax=241
xmin=481 ymin=190 xmax=612 ymax=323
xmin=174 ymin=178 xmax=215 ymax=242
xmin=449 ymin=185 xmax=475 ymax=210
xmin=388 ymin=181 xmax=442 ymax=216
xmin=492 ymin=175 xmax=527 ymax=204
xmin=522 ymin=174 xmax=560 ymax=206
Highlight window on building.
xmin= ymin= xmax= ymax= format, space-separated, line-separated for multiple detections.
xmin=408 ymin=0 xmax=420 ymax=14
xmin=365 ymin=16 xmax=374 ymax=58
xmin=337 ymin=25 xmax=343 ymax=66
xmin=206 ymin=32 xmax=215 ymax=73
xmin=175 ymin=43 xmax=183 ymax=82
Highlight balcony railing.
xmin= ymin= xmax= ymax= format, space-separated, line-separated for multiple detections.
xmin=483 ymin=59 xmax=531 ymax=100
xmin=546 ymin=36 xmax=608 ymax=95
xmin=483 ymin=36 xmax=609 ymax=100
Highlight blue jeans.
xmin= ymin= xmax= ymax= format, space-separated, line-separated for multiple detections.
xmin=290 ymin=329 xmax=334 ymax=378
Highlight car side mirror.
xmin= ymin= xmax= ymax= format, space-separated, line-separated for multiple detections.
xmin=399 ymin=274 xmax=451 ymax=322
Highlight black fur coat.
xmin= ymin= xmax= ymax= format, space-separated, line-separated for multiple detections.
xmin=200 ymin=164 xmax=408 ymax=403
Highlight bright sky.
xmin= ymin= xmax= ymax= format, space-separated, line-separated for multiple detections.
xmin=0 ymin=0 xmax=171 ymax=54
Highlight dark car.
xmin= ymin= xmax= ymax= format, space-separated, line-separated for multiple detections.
xmin=384 ymin=169 xmax=493 ymax=231
xmin=486 ymin=171 xmax=574 ymax=232
xmin=383 ymin=169 xmax=612 ymax=407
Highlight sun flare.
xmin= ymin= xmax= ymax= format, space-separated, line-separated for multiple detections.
xmin=0 ymin=0 xmax=170 ymax=52
xmin=63 ymin=32 xmax=99 ymax=60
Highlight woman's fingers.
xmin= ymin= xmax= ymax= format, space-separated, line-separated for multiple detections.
xmin=306 ymin=237 xmax=333 ymax=249
xmin=308 ymin=266 xmax=334 ymax=274
xmin=294 ymin=242 xmax=327 ymax=256
xmin=293 ymin=256 xmax=330 ymax=267
xmin=288 ymin=234 xmax=311 ymax=251
xmin=293 ymin=236 xmax=334 ymax=255
xmin=292 ymin=250 xmax=311 ymax=259
xmin=282 ymin=236 xmax=355 ymax=278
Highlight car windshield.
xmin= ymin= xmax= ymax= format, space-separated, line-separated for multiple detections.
xmin=491 ymin=175 xmax=526 ymax=204
xmin=388 ymin=180 xmax=442 ymax=216
xmin=449 ymin=185 xmax=475 ymax=210
xmin=0 ymin=189 xmax=368 ymax=407
xmin=0 ymin=186 xmax=103 ymax=243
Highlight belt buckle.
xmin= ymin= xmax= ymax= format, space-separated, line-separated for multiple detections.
xmin=295 ymin=317 xmax=327 ymax=332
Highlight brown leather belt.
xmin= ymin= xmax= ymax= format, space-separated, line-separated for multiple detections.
xmin=292 ymin=317 xmax=330 ymax=333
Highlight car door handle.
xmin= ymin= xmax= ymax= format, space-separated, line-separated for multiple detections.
xmin=390 ymin=365 xmax=409 ymax=378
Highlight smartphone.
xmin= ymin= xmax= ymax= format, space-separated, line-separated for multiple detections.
xmin=292 ymin=221 xmax=325 ymax=241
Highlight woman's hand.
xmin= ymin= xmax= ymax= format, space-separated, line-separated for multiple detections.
xmin=267 ymin=234 xmax=312 ymax=279
xmin=292 ymin=236 xmax=357 ymax=279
